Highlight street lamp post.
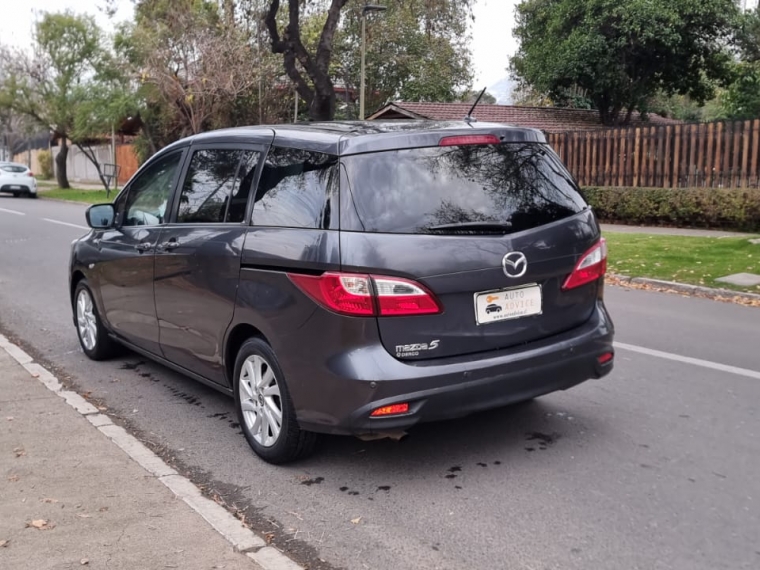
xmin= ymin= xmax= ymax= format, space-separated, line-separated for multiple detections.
xmin=360 ymin=4 xmax=386 ymax=120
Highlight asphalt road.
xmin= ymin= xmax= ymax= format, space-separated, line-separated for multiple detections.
xmin=2 ymin=195 xmax=759 ymax=570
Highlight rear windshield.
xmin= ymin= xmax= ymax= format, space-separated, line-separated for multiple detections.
xmin=0 ymin=165 xmax=27 ymax=173
xmin=341 ymin=143 xmax=587 ymax=234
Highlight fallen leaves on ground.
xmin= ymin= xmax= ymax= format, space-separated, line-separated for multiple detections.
xmin=26 ymin=519 xmax=55 ymax=530
xmin=350 ymin=517 xmax=362 ymax=525
xmin=13 ymin=447 xmax=26 ymax=458
xmin=264 ymin=532 xmax=275 ymax=544
xmin=7 ymin=475 xmax=19 ymax=482
xmin=77 ymin=514 xmax=92 ymax=519
xmin=41 ymin=498 xmax=59 ymax=504
xmin=80 ymin=558 xmax=89 ymax=565
xmin=0 ymin=539 xmax=9 ymax=548
xmin=606 ymin=275 xmax=760 ymax=308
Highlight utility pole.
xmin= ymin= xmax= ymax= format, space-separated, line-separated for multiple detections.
xmin=359 ymin=4 xmax=387 ymax=120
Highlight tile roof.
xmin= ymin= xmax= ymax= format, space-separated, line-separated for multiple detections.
xmin=368 ymin=102 xmax=682 ymax=133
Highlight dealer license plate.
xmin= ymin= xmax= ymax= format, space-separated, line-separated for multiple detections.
xmin=475 ymin=284 xmax=542 ymax=325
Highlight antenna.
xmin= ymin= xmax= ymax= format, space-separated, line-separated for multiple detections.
xmin=464 ymin=87 xmax=488 ymax=124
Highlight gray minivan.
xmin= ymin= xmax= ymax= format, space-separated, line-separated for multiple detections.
xmin=69 ymin=121 xmax=614 ymax=463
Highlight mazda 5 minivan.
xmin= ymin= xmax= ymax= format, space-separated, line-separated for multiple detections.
xmin=69 ymin=121 xmax=614 ymax=463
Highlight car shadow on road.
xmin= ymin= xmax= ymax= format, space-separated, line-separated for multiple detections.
xmin=299 ymin=394 xmax=603 ymax=476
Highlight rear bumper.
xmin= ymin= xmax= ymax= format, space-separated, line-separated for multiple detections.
xmin=297 ymin=301 xmax=614 ymax=435
xmin=1 ymin=183 xmax=36 ymax=194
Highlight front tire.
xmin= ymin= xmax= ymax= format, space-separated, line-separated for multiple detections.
xmin=234 ymin=338 xmax=317 ymax=464
xmin=74 ymin=280 xmax=118 ymax=360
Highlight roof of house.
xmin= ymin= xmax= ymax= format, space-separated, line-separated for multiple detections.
xmin=367 ymin=102 xmax=682 ymax=133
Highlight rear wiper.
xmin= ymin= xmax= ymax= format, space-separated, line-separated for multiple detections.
xmin=426 ymin=221 xmax=514 ymax=234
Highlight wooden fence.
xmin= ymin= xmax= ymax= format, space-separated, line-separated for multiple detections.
xmin=547 ymin=119 xmax=760 ymax=188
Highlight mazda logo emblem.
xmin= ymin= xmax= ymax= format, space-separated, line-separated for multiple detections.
xmin=502 ymin=252 xmax=528 ymax=278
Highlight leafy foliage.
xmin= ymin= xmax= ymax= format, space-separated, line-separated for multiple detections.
xmin=511 ymin=0 xmax=739 ymax=126
xmin=37 ymin=150 xmax=54 ymax=180
xmin=582 ymin=186 xmax=760 ymax=232
xmin=0 ymin=11 xmax=119 ymax=187
xmin=332 ymin=0 xmax=474 ymax=118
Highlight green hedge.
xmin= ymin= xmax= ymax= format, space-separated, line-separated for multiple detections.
xmin=580 ymin=186 xmax=760 ymax=232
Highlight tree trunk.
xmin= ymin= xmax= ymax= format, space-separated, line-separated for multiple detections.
xmin=264 ymin=0 xmax=348 ymax=122
xmin=55 ymin=137 xmax=70 ymax=189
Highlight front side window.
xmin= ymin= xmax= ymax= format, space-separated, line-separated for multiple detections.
xmin=253 ymin=147 xmax=338 ymax=229
xmin=177 ymin=149 xmax=259 ymax=224
xmin=123 ymin=151 xmax=182 ymax=227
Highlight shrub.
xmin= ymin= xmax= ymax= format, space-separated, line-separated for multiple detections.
xmin=37 ymin=150 xmax=54 ymax=180
xmin=581 ymin=187 xmax=760 ymax=232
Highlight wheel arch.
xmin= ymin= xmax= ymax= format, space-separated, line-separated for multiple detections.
xmin=224 ymin=323 xmax=269 ymax=385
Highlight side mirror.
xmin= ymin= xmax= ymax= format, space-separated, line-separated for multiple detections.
xmin=86 ymin=204 xmax=115 ymax=229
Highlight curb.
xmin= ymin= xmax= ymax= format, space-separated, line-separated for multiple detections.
xmin=0 ymin=333 xmax=305 ymax=570
xmin=609 ymin=274 xmax=760 ymax=304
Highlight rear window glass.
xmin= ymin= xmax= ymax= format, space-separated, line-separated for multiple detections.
xmin=0 ymin=165 xmax=27 ymax=173
xmin=341 ymin=143 xmax=587 ymax=234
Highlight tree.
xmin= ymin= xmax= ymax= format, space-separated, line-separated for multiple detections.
xmin=461 ymin=90 xmax=497 ymax=105
xmin=263 ymin=0 xmax=348 ymax=121
xmin=716 ymin=6 xmax=760 ymax=120
xmin=0 ymin=12 xmax=118 ymax=188
xmin=510 ymin=0 xmax=739 ymax=126
xmin=263 ymin=0 xmax=474 ymax=121
xmin=118 ymin=0 xmax=282 ymax=160
xmin=333 ymin=0 xmax=475 ymax=117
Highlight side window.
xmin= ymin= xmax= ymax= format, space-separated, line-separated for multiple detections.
xmin=227 ymin=151 xmax=259 ymax=223
xmin=253 ymin=147 xmax=338 ymax=229
xmin=123 ymin=151 xmax=182 ymax=227
xmin=177 ymin=149 xmax=257 ymax=224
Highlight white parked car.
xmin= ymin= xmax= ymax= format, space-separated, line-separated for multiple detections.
xmin=0 ymin=162 xmax=38 ymax=198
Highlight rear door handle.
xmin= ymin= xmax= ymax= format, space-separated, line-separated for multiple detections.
xmin=135 ymin=242 xmax=153 ymax=252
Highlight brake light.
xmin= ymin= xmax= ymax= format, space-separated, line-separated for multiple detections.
xmin=439 ymin=135 xmax=500 ymax=146
xmin=371 ymin=403 xmax=410 ymax=417
xmin=562 ymin=238 xmax=607 ymax=290
xmin=288 ymin=272 xmax=442 ymax=317
xmin=29 ymin=171 xmax=34 ymax=177
xmin=288 ymin=273 xmax=374 ymax=316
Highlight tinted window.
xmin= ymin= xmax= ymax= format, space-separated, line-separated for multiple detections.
xmin=178 ymin=149 xmax=249 ymax=223
xmin=0 ymin=165 xmax=27 ymax=173
xmin=341 ymin=143 xmax=587 ymax=234
xmin=253 ymin=147 xmax=337 ymax=229
xmin=123 ymin=151 xmax=182 ymax=227
xmin=227 ymin=151 xmax=259 ymax=223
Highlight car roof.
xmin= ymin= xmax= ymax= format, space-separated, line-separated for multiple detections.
xmin=185 ymin=120 xmax=546 ymax=156
xmin=0 ymin=162 xmax=29 ymax=168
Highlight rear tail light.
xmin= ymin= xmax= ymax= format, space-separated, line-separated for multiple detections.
xmin=29 ymin=171 xmax=34 ymax=177
xmin=439 ymin=134 xmax=500 ymax=146
xmin=562 ymin=238 xmax=608 ymax=290
xmin=371 ymin=403 xmax=410 ymax=417
xmin=597 ymin=352 xmax=614 ymax=364
xmin=288 ymin=272 xmax=442 ymax=317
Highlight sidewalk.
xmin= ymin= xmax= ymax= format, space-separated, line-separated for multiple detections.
xmin=600 ymin=223 xmax=757 ymax=238
xmin=37 ymin=180 xmax=107 ymax=191
xmin=0 ymin=342 xmax=289 ymax=570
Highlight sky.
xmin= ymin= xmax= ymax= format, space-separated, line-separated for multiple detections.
xmin=0 ymin=0 xmax=518 ymax=88
xmin=2 ymin=0 xmax=758 ymax=92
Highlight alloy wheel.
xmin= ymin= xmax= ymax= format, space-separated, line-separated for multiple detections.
xmin=239 ymin=355 xmax=283 ymax=447
xmin=76 ymin=289 xmax=97 ymax=351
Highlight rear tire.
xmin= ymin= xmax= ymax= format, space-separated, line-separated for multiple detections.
xmin=234 ymin=338 xmax=317 ymax=464
xmin=29 ymin=193 xmax=38 ymax=199
xmin=12 ymin=191 xmax=19 ymax=198
xmin=74 ymin=280 xmax=118 ymax=360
